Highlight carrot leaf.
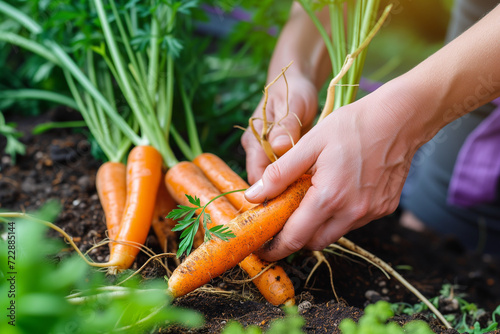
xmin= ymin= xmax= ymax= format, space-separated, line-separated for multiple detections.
xmin=207 ymin=225 xmax=236 ymax=242
xmin=166 ymin=193 xmax=237 ymax=258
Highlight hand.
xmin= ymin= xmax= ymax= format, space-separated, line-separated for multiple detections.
xmin=241 ymin=73 xmax=318 ymax=184
xmin=244 ymin=91 xmax=420 ymax=261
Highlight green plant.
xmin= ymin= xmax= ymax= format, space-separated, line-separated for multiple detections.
xmin=221 ymin=306 xmax=305 ymax=334
xmin=340 ymin=301 xmax=433 ymax=334
xmin=0 ymin=203 xmax=203 ymax=334
xmin=166 ymin=191 xmax=244 ymax=257
xmin=391 ymin=284 xmax=500 ymax=333
xmin=0 ymin=111 xmax=25 ymax=164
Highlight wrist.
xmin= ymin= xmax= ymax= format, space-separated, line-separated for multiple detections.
xmin=367 ymin=74 xmax=447 ymax=150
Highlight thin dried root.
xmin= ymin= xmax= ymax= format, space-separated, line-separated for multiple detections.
xmin=305 ymin=251 xmax=339 ymax=303
xmin=116 ymin=252 xmax=176 ymax=285
xmin=249 ymin=61 xmax=295 ymax=163
xmin=0 ymin=212 xmax=111 ymax=268
xmin=0 ymin=212 xmax=172 ymax=278
xmin=223 ymin=262 xmax=277 ymax=284
xmin=325 ymin=244 xmax=390 ymax=279
xmin=333 ymin=237 xmax=452 ymax=329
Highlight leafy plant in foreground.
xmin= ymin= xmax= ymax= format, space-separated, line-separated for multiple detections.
xmin=0 ymin=204 xmax=203 ymax=334
xmin=340 ymin=301 xmax=434 ymax=334
xmin=391 ymin=283 xmax=500 ymax=333
xmin=0 ymin=111 xmax=25 ymax=164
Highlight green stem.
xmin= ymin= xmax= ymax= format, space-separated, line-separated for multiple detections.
xmin=123 ymin=12 xmax=148 ymax=85
xmin=179 ymin=83 xmax=202 ymax=157
xmin=198 ymin=189 xmax=245 ymax=238
xmin=170 ymin=125 xmax=194 ymax=162
xmin=48 ymin=41 xmax=142 ymax=146
xmin=0 ymin=1 xmax=42 ymax=34
xmin=87 ymin=50 xmax=112 ymax=145
xmin=93 ymin=0 xmax=153 ymax=147
xmin=32 ymin=121 xmax=87 ymax=135
xmin=94 ymin=0 xmax=175 ymax=167
xmin=0 ymin=89 xmax=78 ymax=109
xmin=63 ymin=70 xmax=116 ymax=161
xmin=0 ymin=32 xmax=59 ymax=64
xmin=163 ymin=55 xmax=174 ymax=137
xmin=147 ymin=6 xmax=160 ymax=104
xmin=297 ymin=0 xmax=336 ymax=73
xmin=108 ymin=0 xmax=147 ymax=91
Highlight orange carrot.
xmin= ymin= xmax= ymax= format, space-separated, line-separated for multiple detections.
xmin=193 ymin=153 xmax=255 ymax=212
xmin=239 ymin=254 xmax=295 ymax=306
xmin=96 ymin=162 xmax=127 ymax=244
xmin=166 ymin=160 xmax=296 ymax=305
xmin=107 ymin=145 xmax=163 ymax=271
xmin=168 ymin=174 xmax=312 ymax=299
xmin=151 ymin=173 xmax=179 ymax=254
xmin=192 ymin=154 xmax=296 ymax=305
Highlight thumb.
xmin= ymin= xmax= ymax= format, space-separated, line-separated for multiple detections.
xmin=244 ymin=138 xmax=316 ymax=203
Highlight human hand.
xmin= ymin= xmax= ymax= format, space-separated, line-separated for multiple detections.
xmin=244 ymin=91 xmax=420 ymax=261
xmin=241 ymin=73 xmax=318 ymax=185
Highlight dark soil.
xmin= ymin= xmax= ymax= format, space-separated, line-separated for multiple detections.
xmin=2 ymin=111 xmax=500 ymax=334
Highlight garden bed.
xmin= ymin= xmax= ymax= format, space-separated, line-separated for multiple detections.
xmin=1 ymin=112 xmax=500 ymax=333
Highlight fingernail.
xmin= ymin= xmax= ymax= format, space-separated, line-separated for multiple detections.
xmin=245 ymin=179 xmax=263 ymax=199
xmin=271 ymin=135 xmax=291 ymax=148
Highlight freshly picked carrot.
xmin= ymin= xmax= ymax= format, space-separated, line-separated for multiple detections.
xmin=107 ymin=146 xmax=162 ymax=272
xmin=193 ymin=153 xmax=255 ymax=213
xmin=151 ymin=173 xmax=181 ymax=254
xmin=96 ymin=162 xmax=127 ymax=244
xmin=166 ymin=159 xmax=296 ymax=305
xmin=167 ymin=174 xmax=311 ymax=299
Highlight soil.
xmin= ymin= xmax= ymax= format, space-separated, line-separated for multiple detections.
xmin=1 ymin=111 xmax=500 ymax=334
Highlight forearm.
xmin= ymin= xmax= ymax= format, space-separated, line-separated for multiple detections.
xmin=379 ymin=4 xmax=500 ymax=148
xmin=267 ymin=3 xmax=332 ymax=89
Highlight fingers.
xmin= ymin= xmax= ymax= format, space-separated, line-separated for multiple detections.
xmin=267 ymin=101 xmax=312 ymax=157
xmin=255 ymin=182 xmax=334 ymax=261
xmin=241 ymin=77 xmax=318 ymax=185
xmin=244 ymin=133 xmax=320 ymax=203
xmin=242 ymin=132 xmax=272 ymax=185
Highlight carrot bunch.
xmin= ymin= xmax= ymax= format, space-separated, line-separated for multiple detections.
xmin=166 ymin=154 xmax=297 ymax=305
xmin=0 ymin=0 xmax=302 ymax=305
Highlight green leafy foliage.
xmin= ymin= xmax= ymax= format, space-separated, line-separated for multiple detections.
xmin=0 ymin=111 xmax=25 ymax=164
xmin=339 ymin=301 xmax=433 ymax=334
xmin=221 ymin=306 xmax=305 ymax=334
xmin=167 ymin=193 xmax=236 ymax=257
xmin=0 ymin=205 xmax=204 ymax=334
xmin=391 ymin=284 xmax=500 ymax=333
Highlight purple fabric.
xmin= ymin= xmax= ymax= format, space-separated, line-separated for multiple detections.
xmin=359 ymin=77 xmax=384 ymax=93
xmin=448 ymin=97 xmax=500 ymax=207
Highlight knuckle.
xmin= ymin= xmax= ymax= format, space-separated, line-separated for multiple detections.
xmin=279 ymin=233 xmax=305 ymax=254
xmin=308 ymin=241 xmax=328 ymax=251
xmin=309 ymin=188 xmax=340 ymax=216
xmin=351 ymin=203 xmax=370 ymax=222
xmin=377 ymin=199 xmax=398 ymax=218
xmin=240 ymin=131 xmax=252 ymax=149
xmin=264 ymin=163 xmax=284 ymax=186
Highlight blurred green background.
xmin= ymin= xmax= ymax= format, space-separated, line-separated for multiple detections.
xmin=0 ymin=0 xmax=453 ymax=169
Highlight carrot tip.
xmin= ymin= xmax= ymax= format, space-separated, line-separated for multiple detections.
xmin=283 ymin=298 xmax=296 ymax=307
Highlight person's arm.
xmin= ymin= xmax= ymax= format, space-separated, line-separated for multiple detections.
xmin=241 ymin=3 xmax=332 ymax=184
xmin=245 ymin=4 xmax=500 ymax=261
